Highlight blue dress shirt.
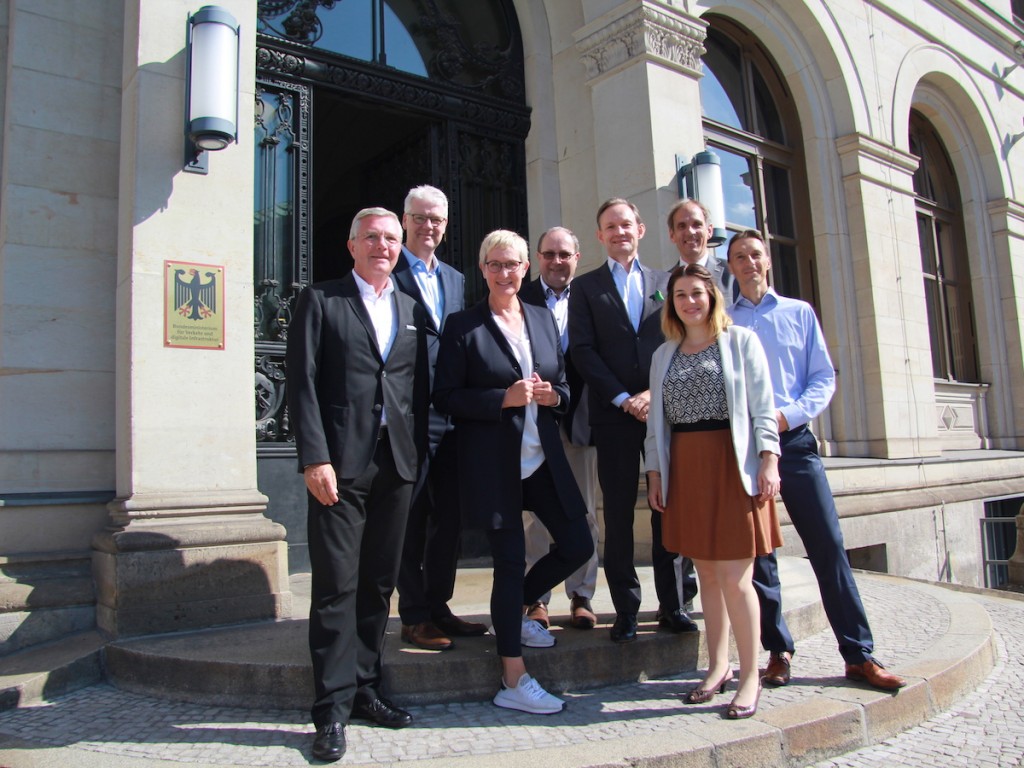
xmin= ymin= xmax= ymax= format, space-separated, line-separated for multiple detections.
xmin=539 ymin=278 xmax=570 ymax=353
xmin=728 ymin=288 xmax=836 ymax=430
xmin=402 ymin=247 xmax=444 ymax=329
xmin=607 ymin=257 xmax=645 ymax=407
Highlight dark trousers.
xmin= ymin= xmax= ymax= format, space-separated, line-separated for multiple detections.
xmin=592 ymin=420 xmax=691 ymax=617
xmin=752 ymin=425 xmax=874 ymax=665
xmin=307 ymin=432 xmax=413 ymax=727
xmin=397 ymin=430 xmax=461 ymax=625
xmin=487 ymin=462 xmax=593 ymax=658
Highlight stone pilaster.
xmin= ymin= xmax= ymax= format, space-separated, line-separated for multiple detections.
xmin=985 ymin=198 xmax=1024 ymax=449
xmin=93 ymin=0 xmax=290 ymax=638
xmin=834 ymin=133 xmax=939 ymax=459
xmin=574 ymin=0 xmax=707 ymax=268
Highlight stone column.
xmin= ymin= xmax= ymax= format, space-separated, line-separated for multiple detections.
xmin=986 ymin=199 xmax=1024 ymax=449
xmin=834 ymin=133 xmax=940 ymax=459
xmin=574 ymin=0 xmax=707 ymax=270
xmin=92 ymin=0 xmax=290 ymax=637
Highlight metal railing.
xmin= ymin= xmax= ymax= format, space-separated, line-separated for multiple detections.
xmin=980 ymin=515 xmax=1017 ymax=588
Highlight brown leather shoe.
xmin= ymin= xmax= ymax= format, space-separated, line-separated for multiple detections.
xmin=762 ymin=651 xmax=792 ymax=686
xmin=526 ymin=601 xmax=549 ymax=629
xmin=432 ymin=613 xmax=487 ymax=637
xmin=845 ymin=660 xmax=907 ymax=690
xmin=401 ymin=621 xmax=453 ymax=651
xmin=569 ymin=594 xmax=596 ymax=630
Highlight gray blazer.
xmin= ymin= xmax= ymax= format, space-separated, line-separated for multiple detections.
xmin=644 ymin=325 xmax=779 ymax=498
xmin=677 ymin=256 xmax=736 ymax=308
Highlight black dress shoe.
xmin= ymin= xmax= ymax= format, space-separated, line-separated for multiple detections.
xmin=609 ymin=613 xmax=638 ymax=643
xmin=311 ymin=722 xmax=346 ymax=762
xmin=351 ymin=697 xmax=413 ymax=728
xmin=658 ymin=608 xmax=699 ymax=633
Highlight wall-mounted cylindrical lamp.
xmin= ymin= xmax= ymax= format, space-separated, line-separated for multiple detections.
xmin=184 ymin=5 xmax=240 ymax=174
xmin=675 ymin=150 xmax=728 ymax=246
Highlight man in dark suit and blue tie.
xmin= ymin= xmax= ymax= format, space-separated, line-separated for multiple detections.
xmin=568 ymin=198 xmax=698 ymax=643
xmin=286 ymin=207 xmax=429 ymax=762
xmin=392 ymin=185 xmax=487 ymax=651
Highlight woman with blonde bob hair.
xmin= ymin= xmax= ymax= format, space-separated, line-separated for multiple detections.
xmin=645 ymin=263 xmax=782 ymax=719
xmin=434 ymin=229 xmax=592 ymax=715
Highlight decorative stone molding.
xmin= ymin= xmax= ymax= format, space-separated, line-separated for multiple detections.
xmin=934 ymin=380 xmax=990 ymax=450
xmin=835 ymin=132 xmax=920 ymax=192
xmin=256 ymin=44 xmax=531 ymax=138
xmin=987 ymin=197 xmax=1024 ymax=238
xmin=574 ymin=0 xmax=706 ymax=83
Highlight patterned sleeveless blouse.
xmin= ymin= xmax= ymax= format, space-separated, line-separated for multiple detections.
xmin=663 ymin=343 xmax=729 ymax=425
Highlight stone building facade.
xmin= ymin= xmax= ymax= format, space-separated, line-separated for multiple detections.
xmin=2 ymin=0 xmax=1024 ymax=650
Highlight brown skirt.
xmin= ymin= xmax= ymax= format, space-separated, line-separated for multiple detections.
xmin=663 ymin=429 xmax=782 ymax=561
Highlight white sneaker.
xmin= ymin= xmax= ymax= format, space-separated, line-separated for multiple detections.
xmin=493 ymin=673 xmax=564 ymax=714
xmin=520 ymin=616 xmax=555 ymax=648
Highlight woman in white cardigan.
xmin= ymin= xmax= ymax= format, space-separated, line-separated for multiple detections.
xmin=645 ymin=263 xmax=781 ymax=719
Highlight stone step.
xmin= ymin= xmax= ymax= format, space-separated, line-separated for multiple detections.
xmin=0 ymin=631 xmax=104 ymax=711
xmin=0 ymin=553 xmax=95 ymax=656
xmin=102 ymin=559 xmax=827 ymax=709
xmin=0 ymin=571 xmax=1005 ymax=768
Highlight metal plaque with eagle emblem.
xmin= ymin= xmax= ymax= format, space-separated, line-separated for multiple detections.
xmin=164 ymin=260 xmax=225 ymax=349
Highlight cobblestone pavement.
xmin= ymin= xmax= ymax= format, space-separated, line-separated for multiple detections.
xmin=0 ymin=575 xmax=1018 ymax=767
xmin=810 ymin=591 xmax=1024 ymax=768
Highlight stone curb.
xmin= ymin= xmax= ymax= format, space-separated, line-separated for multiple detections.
xmin=0 ymin=631 xmax=104 ymax=712
xmin=369 ymin=578 xmax=996 ymax=768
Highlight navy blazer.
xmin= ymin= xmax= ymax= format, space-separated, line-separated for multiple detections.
xmin=391 ymin=248 xmax=465 ymax=452
xmin=433 ymin=299 xmax=586 ymax=530
xmin=518 ymin=278 xmax=590 ymax=446
xmin=567 ymin=260 xmax=669 ymax=426
xmin=286 ymin=274 xmax=429 ymax=482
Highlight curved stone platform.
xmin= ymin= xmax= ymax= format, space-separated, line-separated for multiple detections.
xmin=100 ymin=559 xmax=826 ymax=709
xmin=0 ymin=565 xmax=1007 ymax=768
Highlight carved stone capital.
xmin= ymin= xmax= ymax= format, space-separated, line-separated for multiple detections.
xmin=574 ymin=0 xmax=706 ymax=83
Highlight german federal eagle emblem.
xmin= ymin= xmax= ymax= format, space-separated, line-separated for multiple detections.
xmin=174 ymin=268 xmax=217 ymax=320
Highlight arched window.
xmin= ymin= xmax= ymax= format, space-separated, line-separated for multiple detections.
xmin=257 ymin=0 xmax=523 ymax=101
xmin=699 ymin=17 xmax=813 ymax=302
xmin=909 ymin=110 xmax=979 ymax=382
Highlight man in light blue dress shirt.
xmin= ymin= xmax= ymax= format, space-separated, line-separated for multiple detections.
xmin=726 ymin=229 xmax=907 ymax=692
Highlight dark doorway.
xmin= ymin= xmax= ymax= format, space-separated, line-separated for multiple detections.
xmin=310 ymin=93 xmax=439 ymax=282
xmin=253 ymin=3 xmax=530 ymax=571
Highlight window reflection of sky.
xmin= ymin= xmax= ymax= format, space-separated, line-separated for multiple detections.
xmin=261 ymin=0 xmax=428 ymax=77
xmin=700 ymin=63 xmax=742 ymax=129
xmin=716 ymin=148 xmax=756 ymax=228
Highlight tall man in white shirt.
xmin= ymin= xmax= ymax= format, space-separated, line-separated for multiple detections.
xmin=519 ymin=226 xmax=600 ymax=630
xmin=726 ymin=229 xmax=907 ymax=692
xmin=287 ymin=208 xmax=429 ymax=762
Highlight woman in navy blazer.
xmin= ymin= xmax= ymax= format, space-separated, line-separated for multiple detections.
xmin=434 ymin=230 xmax=592 ymax=715
xmin=644 ymin=264 xmax=781 ymax=720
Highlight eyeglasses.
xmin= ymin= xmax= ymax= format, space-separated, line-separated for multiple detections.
xmin=408 ymin=213 xmax=447 ymax=227
xmin=540 ymin=250 xmax=576 ymax=261
xmin=485 ymin=260 xmax=524 ymax=274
